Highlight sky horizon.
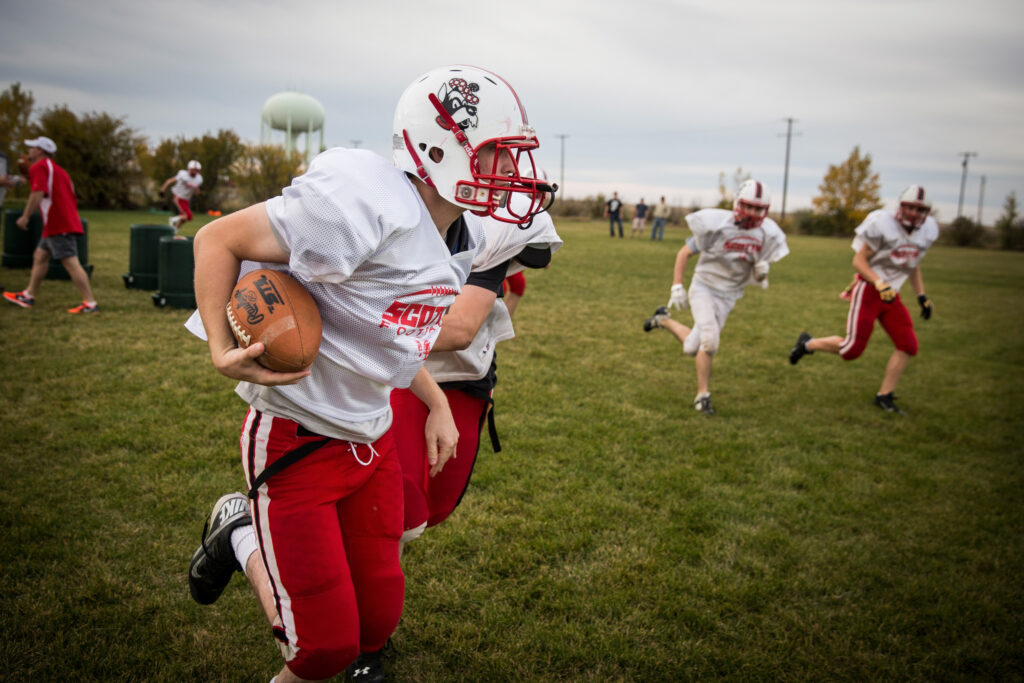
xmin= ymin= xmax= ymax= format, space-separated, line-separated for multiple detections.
xmin=2 ymin=0 xmax=1022 ymax=224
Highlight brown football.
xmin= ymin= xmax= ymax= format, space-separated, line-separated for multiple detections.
xmin=17 ymin=154 xmax=30 ymax=176
xmin=226 ymin=269 xmax=322 ymax=372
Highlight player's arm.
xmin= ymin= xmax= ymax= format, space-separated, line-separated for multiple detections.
xmin=852 ymin=243 xmax=897 ymax=302
xmin=159 ymin=177 xmax=174 ymax=193
xmin=193 ymin=202 xmax=308 ymax=385
xmin=668 ymin=243 xmax=694 ymax=309
xmin=908 ymin=265 xmax=932 ymax=319
xmin=433 ymin=284 xmax=498 ymax=352
xmin=409 ymin=367 xmax=458 ymax=477
xmin=16 ymin=190 xmax=44 ymax=229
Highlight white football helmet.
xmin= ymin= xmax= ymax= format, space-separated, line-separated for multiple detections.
xmin=733 ymin=179 xmax=771 ymax=229
xmin=393 ymin=65 xmax=554 ymax=226
xmin=895 ymin=185 xmax=931 ymax=229
xmin=187 ymin=160 xmax=201 ymax=171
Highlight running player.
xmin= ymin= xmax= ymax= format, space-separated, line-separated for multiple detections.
xmin=642 ymin=179 xmax=789 ymax=415
xmin=184 ymin=65 xmax=551 ymax=683
xmin=789 ymin=185 xmax=938 ymax=415
xmin=160 ymin=160 xmax=203 ymax=233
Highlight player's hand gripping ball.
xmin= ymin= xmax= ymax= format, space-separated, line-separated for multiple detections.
xmin=227 ymin=269 xmax=322 ymax=372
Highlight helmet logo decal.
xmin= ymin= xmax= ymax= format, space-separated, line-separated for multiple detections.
xmin=436 ymin=78 xmax=480 ymax=131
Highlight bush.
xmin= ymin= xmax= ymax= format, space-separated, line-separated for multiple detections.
xmin=948 ymin=216 xmax=987 ymax=248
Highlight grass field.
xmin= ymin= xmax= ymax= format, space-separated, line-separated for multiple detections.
xmin=1 ymin=212 xmax=1022 ymax=681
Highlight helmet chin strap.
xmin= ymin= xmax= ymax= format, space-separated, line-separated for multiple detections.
xmin=402 ymin=130 xmax=435 ymax=188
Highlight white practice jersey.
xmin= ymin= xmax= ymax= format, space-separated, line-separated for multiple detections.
xmin=685 ymin=208 xmax=789 ymax=293
xmin=187 ymin=148 xmax=481 ymax=442
xmin=425 ymin=208 xmax=563 ymax=383
xmin=171 ymin=169 xmax=203 ymax=200
xmin=851 ymin=210 xmax=939 ymax=291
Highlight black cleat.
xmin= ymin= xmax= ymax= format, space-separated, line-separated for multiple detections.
xmin=643 ymin=306 xmax=670 ymax=332
xmin=873 ymin=392 xmax=906 ymax=415
xmin=694 ymin=393 xmax=715 ymax=416
xmin=789 ymin=332 xmax=812 ymax=365
xmin=347 ymin=641 xmax=392 ymax=682
xmin=188 ymin=492 xmax=252 ymax=605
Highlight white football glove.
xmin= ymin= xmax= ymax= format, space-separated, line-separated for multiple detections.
xmin=753 ymin=261 xmax=769 ymax=282
xmin=669 ymin=283 xmax=688 ymax=310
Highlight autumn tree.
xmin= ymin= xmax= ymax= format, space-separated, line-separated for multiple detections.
xmin=995 ymin=191 xmax=1024 ymax=250
xmin=716 ymin=167 xmax=751 ymax=209
xmin=1 ymin=83 xmax=36 ymax=197
xmin=232 ymin=144 xmax=305 ymax=204
xmin=36 ymin=105 xmax=146 ymax=209
xmin=811 ymin=146 xmax=883 ymax=235
xmin=145 ymin=130 xmax=244 ymax=211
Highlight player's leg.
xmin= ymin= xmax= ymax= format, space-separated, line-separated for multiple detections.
xmin=503 ymin=272 xmax=526 ymax=318
xmin=26 ymin=244 xmax=52 ymax=297
xmin=425 ymin=389 xmax=488 ymax=528
xmin=696 ymin=350 xmax=712 ymax=395
xmin=879 ymin=350 xmax=911 ymax=396
xmin=339 ymin=432 xmax=404 ymax=681
xmin=390 ymin=388 xmax=431 ymax=547
xmin=874 ymin=298 xmax=918 ymax=411
xmin=658 ymin=316 xmax=692 ymax=344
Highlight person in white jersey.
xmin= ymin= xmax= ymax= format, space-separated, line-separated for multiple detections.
xmin=184 ymin=65 xmax=552 ymax=683
xmin=160 ymin=160 xmax=203 ymax=232
xmin=789 ymin=185 xmax=939 ymax=415
xmin=642 ymin=179 xmax=789 ymax=416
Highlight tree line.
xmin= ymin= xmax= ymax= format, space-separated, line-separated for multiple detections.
xmin=1 ymin=83 xmax=304 ymax=213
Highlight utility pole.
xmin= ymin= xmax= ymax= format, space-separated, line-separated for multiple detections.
xmin=778 ymin=118 xmax=799 ymax=223
xmin=350 ymin=140 xmax=361 ymax=149
xmin=977 ymin=174 xmax=986 ymax=226
xmin=555 ymin=134 xmax=569 ymax=199
xmin=956 ymin=151 xmax=977 ymax=219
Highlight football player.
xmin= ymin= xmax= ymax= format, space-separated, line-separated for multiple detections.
xmin=789 ymin=185 xmax=939 ymax=415
xmin=159 ymin=160 xmax=203 ymax=233
xmin=643 ymin=180 xmax=789 ymax=415
xmin=185 ymin=65 xmax=551 ymax=683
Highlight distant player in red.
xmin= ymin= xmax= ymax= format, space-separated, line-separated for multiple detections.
xmin=160 ymin=160 xmax=203 ymax=233
xmin=3 ymin=136 xmax=98 ymax=314
xmin=789 ymin=185 xmax=939 ymax=415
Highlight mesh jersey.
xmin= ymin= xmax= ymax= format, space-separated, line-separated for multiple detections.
xmin=425 ymin=208 xmax=563 ymax=384
xmin=171 ymin=170 xmax=203 ymax=200
xmin=188 ymin=148 xmax=481 ymax=442
xmin=684 ymin=208 xmax=789 ymax=293
xmin=851 ymin=210 xmax=938 ymax=291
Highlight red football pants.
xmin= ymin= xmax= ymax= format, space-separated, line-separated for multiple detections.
xmin=390 ymin=387 xmax=489 ymax=531
xmin=839 ymin=276 xmax=918 ymax=360
xmin=241 ymin=408 xmax=404 ymax=681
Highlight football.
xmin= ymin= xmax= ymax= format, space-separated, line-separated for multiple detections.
xmin=226 ymin=269 xmax=322 ymax=372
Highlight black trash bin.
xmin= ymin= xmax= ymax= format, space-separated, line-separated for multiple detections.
xmin=123 ymin=224 xmax=175 ymax=289
xmin=2 ymin=209 xmax=41 ymax=268
xmin=152 ymin=236 xmax=196 ymax=309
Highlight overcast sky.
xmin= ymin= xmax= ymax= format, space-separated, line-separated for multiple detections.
xmin=3 ymin=0 xmax=1022 ymax=222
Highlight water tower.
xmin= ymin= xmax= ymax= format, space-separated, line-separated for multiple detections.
xmin=260 ymin=91 xmax=325 ymax=164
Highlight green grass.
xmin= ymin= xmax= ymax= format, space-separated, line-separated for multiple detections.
xmin=1 ymin=214 xmax=1022 ymax=681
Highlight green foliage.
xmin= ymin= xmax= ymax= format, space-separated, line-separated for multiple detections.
xmin=995 ymin=191 xmax=1024 ymax=251
xmin=1 ymin=214 xmax=1022 ymax=680
xmin=0 ymin=82 xmax=34 ymax=165
xmin=812 ymin=146 xmax=883 ymax=235
xmin=145 ymin=130 xmax=244 ymax=212
xmin=947 ymin=216 xmax=988 ymax=248
xmin=232 ymin=144 xmax=305 ymax=204
xmin=35 ymin=106 xmax=146 ymax=209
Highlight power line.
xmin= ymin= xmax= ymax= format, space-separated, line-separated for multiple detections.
xmin=956 ymin=151 xmax=977 ymax=219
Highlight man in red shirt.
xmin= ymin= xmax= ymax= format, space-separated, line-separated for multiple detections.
xmin=3 ymin=136 xmax=99 ymax=313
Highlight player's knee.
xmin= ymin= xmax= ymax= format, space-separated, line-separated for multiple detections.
xmin=898 ymin=340 xmax=919 ymax=356
xmin=287 ymin=641 xmax=359 ymax=681
xmin=840 ymin=344 xmax=865 ymax=361
xmin=698 ymin=330 xmax=720 ymax=355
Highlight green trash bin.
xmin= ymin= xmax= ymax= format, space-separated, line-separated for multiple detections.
xmin=2 ymin=209 xmax=41 ymax=268
xmin=123 ymin=224 xmax=175 ymax=289
xmin=46 ymin=218 xmax=93 ymax=280
xmin=152 ymin=236 xmax=196 ymax=309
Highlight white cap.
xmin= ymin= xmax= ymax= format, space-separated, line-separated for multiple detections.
xmin=25 ymin=136 xmax=57 ymax=155
xmin=187 ymin=160 xmax=201 ymax=171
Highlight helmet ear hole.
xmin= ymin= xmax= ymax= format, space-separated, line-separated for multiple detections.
xmin=428 ymin=147 xmax=444 ymax=163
